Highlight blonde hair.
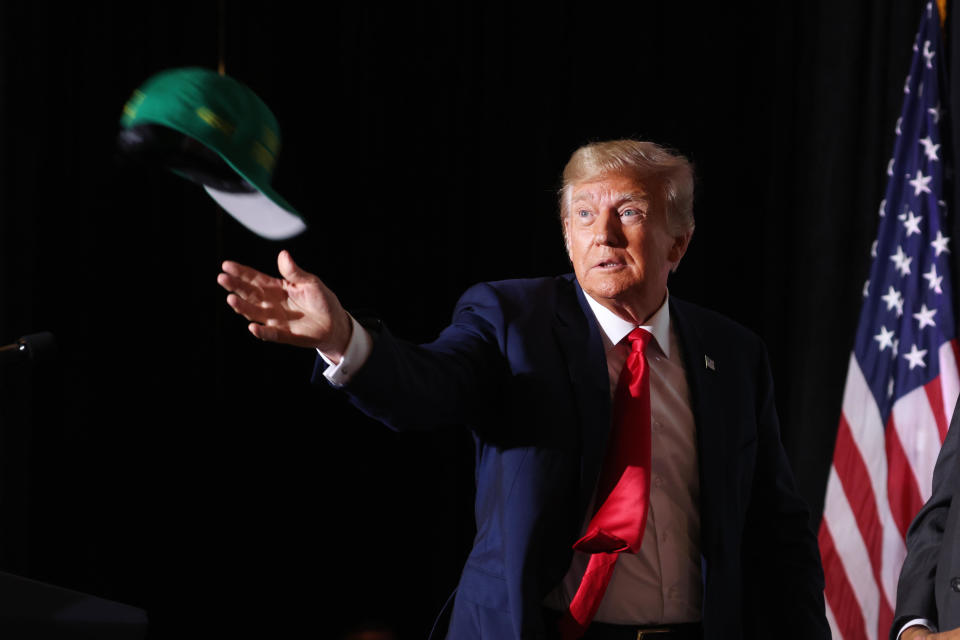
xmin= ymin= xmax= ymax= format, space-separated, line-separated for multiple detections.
xmin=559 ymin=140 xmax=695 ymax=235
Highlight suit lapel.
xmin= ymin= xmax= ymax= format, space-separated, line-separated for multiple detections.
xmin=552 ymin=278 xmax=612 ymax=517
xmin=669 ymin=298 xmax=724 ymax=581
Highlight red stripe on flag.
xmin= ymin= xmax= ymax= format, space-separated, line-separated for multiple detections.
xmin=924 ymin=378 xmax=949 ymax=443
xmin=832 ymin=415 xmax=894 ymax=637
xmin=833 ymin=416 xmax=883 ymax=581
xmin=877 ymin=587 xmax=894 ymax=640
xmin=819 ymin=521 xmax=868 ymax=640
xmin=885 ymin=416 xmax=925 ymax=539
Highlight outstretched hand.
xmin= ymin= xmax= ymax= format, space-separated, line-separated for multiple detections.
xmin=217 ymin=250 xmax=353 ymax=360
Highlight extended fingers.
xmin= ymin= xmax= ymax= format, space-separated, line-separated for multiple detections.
xmin=247 ymin=322 xmax=320 ymax=349
xmin=217 ymin=271 xmax=265 ymax=302
xmin=226 ymin=292 xmax=279 ymax=325
xmin=247 ymin=322 xmax=272 ymax=341
xmin=248 ymin=322 xmax=289 ymax=343
xmin=221 ymin=260 xmax=279 ymax=288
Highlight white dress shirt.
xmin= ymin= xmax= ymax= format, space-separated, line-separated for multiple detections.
xmin=321 ymin=292 xmax=702 ymax=624
xmin=320 ymin=314 xmax=372 ymax=385
xmin=897 ymin=619 xmax=934 ymax=639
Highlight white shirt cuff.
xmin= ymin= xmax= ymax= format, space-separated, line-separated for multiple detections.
xmin=897 ymin=619 xmax=935 ymax=639
xmin=318 ymin=314 xmax=373 ymax=386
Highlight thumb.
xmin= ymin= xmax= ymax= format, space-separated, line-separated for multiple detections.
xmin=277 ymin=250 xmax=313 ymax=284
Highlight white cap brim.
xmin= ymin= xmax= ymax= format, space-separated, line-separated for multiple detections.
xmin=204 ymin=186 xmax=307 ymax=240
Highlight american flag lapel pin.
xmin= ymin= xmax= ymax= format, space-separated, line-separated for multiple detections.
xmin=704 ymin=355 xmax=716 ymax=371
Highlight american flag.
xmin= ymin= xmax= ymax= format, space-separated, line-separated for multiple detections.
xmin=818 ymin=3 xmax=959 ymax=639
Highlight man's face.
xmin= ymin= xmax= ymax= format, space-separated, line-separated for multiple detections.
xmin=564 ymin=173 xmax=691 ymax=322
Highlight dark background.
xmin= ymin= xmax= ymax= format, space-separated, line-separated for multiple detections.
xmin=0 ymin=1 xmax=947 ymax=637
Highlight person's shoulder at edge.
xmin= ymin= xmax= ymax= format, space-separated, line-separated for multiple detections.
xmin=450 ymin=274 xmax=578 ymax=317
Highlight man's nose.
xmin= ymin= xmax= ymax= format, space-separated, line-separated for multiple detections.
xmin=593 ymin=209 xmax=625 ymax=246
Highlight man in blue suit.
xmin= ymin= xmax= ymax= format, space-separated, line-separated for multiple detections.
xmin=218 ymin=140 xmax=829 ymax=639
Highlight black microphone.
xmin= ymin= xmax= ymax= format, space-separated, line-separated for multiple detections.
xmin=0 ymin=332 xmax=56 ymax=365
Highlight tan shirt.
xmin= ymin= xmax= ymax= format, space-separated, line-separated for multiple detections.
xmin=544 ymin=294 xmax=702 ymax=624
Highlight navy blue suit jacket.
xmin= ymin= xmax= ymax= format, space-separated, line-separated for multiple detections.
xmin=321 ymin=275 xmax=828 ymax=640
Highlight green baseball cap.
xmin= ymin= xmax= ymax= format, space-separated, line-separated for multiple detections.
xmin=118 ymin=67 xmax=307 ymax=240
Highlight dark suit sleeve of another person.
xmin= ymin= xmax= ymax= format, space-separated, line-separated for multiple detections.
xmin=891 ymin=404 xmax=960 ymax=639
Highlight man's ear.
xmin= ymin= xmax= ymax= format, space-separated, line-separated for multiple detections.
xmin=669 ymin=230 xmax=693 ymax=271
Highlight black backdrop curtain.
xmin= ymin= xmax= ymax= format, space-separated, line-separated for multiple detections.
xmin=0 ymin=1 xmax=943 ymax=637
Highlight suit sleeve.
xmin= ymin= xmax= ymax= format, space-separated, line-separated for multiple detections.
xmin=315 ymin=282 xmax=509 ymax=432
xmin=890 ymin=402 xmax=960 ymax=638
xmin=741 ymin=340 xmax=830 ymax=639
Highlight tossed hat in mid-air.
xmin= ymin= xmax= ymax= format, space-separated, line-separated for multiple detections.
xmin=118 ymin=67 xmax=306 ymax=240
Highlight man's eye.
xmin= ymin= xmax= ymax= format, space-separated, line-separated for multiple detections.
xmin=621 ymin=208 xmax=645 ymax=221
xmin=578 ymin=209 xmax=591 ymax=217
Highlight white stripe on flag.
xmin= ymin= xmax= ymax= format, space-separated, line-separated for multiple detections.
xmin=823 ymin=466 xmax=879 ymax=636
xmin=892 ymin=385 xmax=943 ymax=500
xmin=939 ymin=341 xmax=959 ymax=430
xmin=841 ymin=355 xmax=905 ymax=604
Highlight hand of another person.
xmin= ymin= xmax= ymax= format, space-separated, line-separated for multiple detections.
xmin=902 ymin=625 xmax=960 ymax=639
xmin=217 ymin=250 xmax=353 ymax=360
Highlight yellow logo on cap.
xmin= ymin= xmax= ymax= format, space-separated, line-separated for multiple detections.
xmin=122 ymin=90 xmax=145 ymax=121
xmin=252 ymin=141 xmax=276 ymax=174
xmin=261 ymin=126 xmax=280 ymax=155
xmin=196 ymin=107 xmax=235 ymax=136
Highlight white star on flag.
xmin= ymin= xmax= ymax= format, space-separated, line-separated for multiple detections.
xmin=880 ymin=287 xmax=903 ymax=318
xmin=903 ymin=343 xmax=928 ymax=369
xmin=890 ymin=246 xmax=912 ymax=276
xmin=902 ymin=210 xmax=922 ymax=236
xmin=931 ymin=230 xmax=951 ymax=255
xmin=881 ymin=286 xmax=905 ymax=316
xmin=923 ymin=40 xmax=936 ymax=67
xmin=892 ymin=338 xmax=899 ymax=357
xmin=879 ymin=199 xmax=887 ymax=217
xmin=919 ymin=136 xmax=940 ymax=161
xmin=874 ymin=326 xmax=895 ymax=351
xmin=909 ymin=170 xmax=933 ymax=195
xmin=923 ymin=264 xmax=944 ymax=293
xmin=863 ymin=280 xmax=870 ymax=298
xmin=913 ymin=304 xmax=937 ymax=329
xmin=888 ymin=159 xmax=895 ymax=176
xmin=929 ymin=102 xmax=943 ymax=123
xmin=871 ymin=240 xmax=878 ymax=257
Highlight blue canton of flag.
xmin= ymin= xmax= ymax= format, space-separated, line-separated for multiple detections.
xmin=856 ymin=5 xmax=955 ymax=413
xmin=820 ymin=3 xmax=960 ymax=639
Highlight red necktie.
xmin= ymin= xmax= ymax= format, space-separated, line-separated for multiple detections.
xmin=559 ymin=327 xmax=653 ymax=640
